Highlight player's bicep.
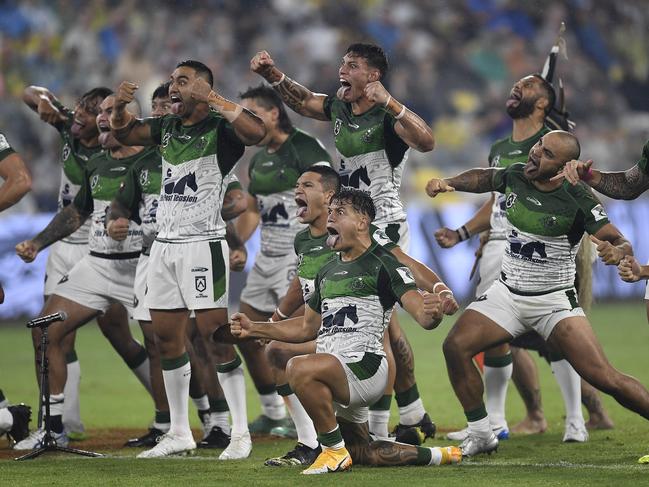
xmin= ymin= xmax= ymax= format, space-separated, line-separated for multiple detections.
xmin=303 ymin=93 xmax=329 ymax=121
xmin=303 ymin=305 xmax=322 ymax=338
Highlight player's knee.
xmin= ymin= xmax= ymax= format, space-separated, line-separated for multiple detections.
xmin=266 ymin=341 xmax=291 ymax=370
xmin=442 ymin=333 xmax=463 ymax=361
xmin=286 ymin=355 xmax=311 ymax=387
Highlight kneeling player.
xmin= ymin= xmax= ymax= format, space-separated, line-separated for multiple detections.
xmin=232 ymin=188 xmax=460 ymax=474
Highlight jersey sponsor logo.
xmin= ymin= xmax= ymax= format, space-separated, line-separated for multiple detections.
xmin=162 ymin=170 xmax=198 ymax=202
xmin=508 ymin=150 xmax=523 ymax=156
xmin=110 ymin=166 xmax=127 ymax=172
xmin=396 ymin=266 xmax=415 ymax=285
xmin=139 ymin=169 xmax=149 ymax=186
xmin=260 ymin=202 xmax=288 ymax=223
xmin=321 ymin=304 xmax=359 ymax=332
xmin=195 ymin=275 xmax=207 ymax=293
xmin=362 ymin=127 xmax=376 ymax=143
xmin=508 ymin=230 xmax=547 ymax=263
xmin=62 ymin=143 xmax=71 ymax=161
xmin=505 ymin=192 xmax=517 ymax=209
xmin=58 ymin=275 xmax=69 ymax=284
xmin=333 ymin=271 xmax=348 ymax=276
xmin=334 ymin=118 xmax=342 ymax=135
xmin=340 ymin=166 xmax=370 ymax=188
xmin=348 ymin=122 xmax=360 ymax=129
xmin=308 ymin=246 xmax=324 ymax=252
xmin=261 ymin=161 xmax=274 ymax=167
xmin=591 ymin=204 xmax=607 ymax=222
xmin=476 ymin=294 xmax=487 ymax=301
xmin=191 ymin=266 xmax=208 ymax=272
xmin=526 ymin=196 xmax=542 ymax=206
xmin=176 ymin=134 xmax=192 ymax=141
xmin=0 ymin=134 xmax=9 ymax=151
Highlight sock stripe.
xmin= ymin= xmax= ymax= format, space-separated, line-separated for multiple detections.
xmin=209 ymin=398 xmax=229 ymax=413
xmin=465 ymin=404 xmax=488 ymax=422
xmin=65 ymin=350 xmax=79 ymax=364
xmin=415 ymin=446 xmax=432 ymax=465
xmin=395 ymin=383 xmax=420 ymax=407
xmin=216 ymin=354 xmax=242 ymax=373
xmin=276 ymin=383 xmax=293 ymax=397
xmin=127 ymin=345 xmax=149 ymax=369
xmin=161 ymin=352 xmax=189 ymax=370
xmin=155 ymin=410 xmax=171 ymax=424
xmin=369 ymin=394 xmax=392 ymax=411
xmin=484 ymin=353 xmax=513 ymax=368
xmin=257 ymin=384 xmax=277 ymax=395
xmin=318 ymin=426 xmax=343 ymax=447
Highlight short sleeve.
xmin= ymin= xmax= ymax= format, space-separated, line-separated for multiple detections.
xmin=371 ymin=225 xmax=397 ymax=251
xmin=142 ymin=116 xmax=165 ymax=145
xmin=491 ymin=166 xmax=513 ymax=193
xmin=0 ymin=132 xmax=15 ymax=161
xmin=635 ymin=140 xmax=649 ymax=176
xmin=322 ymin=95 xmax=335 ymax=121
xmin=576 ymin=187 xmax=610 ymax=235
xmin=307 ymin=272 xmax=322 ymax=313
xmin=297 ymin=136 xmax=332 ymax=172
xmin=115 ymin=164 xmax=143 ymax=224
xmin=72 ymin=166 xmax=94 ymax=214
xmin=216 ymin=119 xmax=245 ymax=176
xmin=376 ymin=253 xmax=417 ymax=309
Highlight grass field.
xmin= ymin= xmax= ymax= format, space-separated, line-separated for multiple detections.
xmin=1 ymin=302 xmax=649 ymax=485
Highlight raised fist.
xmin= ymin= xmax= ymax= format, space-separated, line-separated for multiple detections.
xmin=422 ymin=290 xmax=443 ymax=321
xmin=426 ymin=178 xmax=455 ymax=198
xmin=230 ymin=312 xmax=253 ymax=339
xmin=435 ymin=227 xmax=460 ymax=248
xmin=190 ymin=77 xmax=214 ymax=104
xmin=364 ymin=81 xmax=390 ymax=106
xmin=115 ymin=81 xmax=139 ymax=109
xmin=37 ymin=97 xmax=67 ymax=124
xmin=15 ymin=240 xmax=40 ymax=263
xmin=250 ymin=50 xmax=276 ymax=79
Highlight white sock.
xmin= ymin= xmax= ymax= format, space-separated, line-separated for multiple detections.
xmin=218 ymin=364 xmax=248 ymax=436
xmin=63 ymin=360 xmax=82 ymax=429
xmin=284 ymin=393 xmax=318 ymax=449
xmin=368 ymin=409 xmax=390 ymax=439
xmin=132 ymin=358 xmax=153 ymax=397
xmin=551 ymin=359 xmax=584 ymax=423
xmin=484 ymin=363 xmax=512 ymax=430
xmin=467 ymin=414 xmax=492 ymax=439
xmin=259 ymin=391 xmax=286 ymax=420
xmin=398 ymin=398 xmax=426 ymax=426
xmin=0 ymin=408 xmax=12 ymax=433
xmin=162 ymin=360 xmax=192 ymax=438
xmin=428 ymin=447 xmax=443 ymax=465
xmin=210 ymin=411 xmax=231 ymax=435
xmin=192 ymin=394 xmax=210 ymax=412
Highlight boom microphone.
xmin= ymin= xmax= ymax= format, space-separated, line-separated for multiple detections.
xmin=27 ymin=311 xmax=68 ymax=328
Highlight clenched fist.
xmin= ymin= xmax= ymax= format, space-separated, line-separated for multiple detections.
xmin=435 ymin=227 xmax=460 ymax=248
xmin=107 ymin=218 xmax=130 ymax=241
xmin=230 ymin=312 xmax=253 ymax=339
xmin=364 ymin=81 xmax=390 ymax=106
xmin=229 ymin=247 xmax=247 ymax=272
xmin=16 ymin=240 xmax=40 ymax=263
xmin=618 ymin=255 xmax=643 ymax=283
xmin=421 ymin=290 xmax=443 ymax=321
xmin=590 ymin=235 xmax=624 ymax=265
xmin=426 ymin=178 xmax=455 ymax=198
xmin=190 ymin=77 xmax=215 ymax=104
xmin=250 ymin=50 xmax=276 ymax=79
xmin=37 ymin=97 xmax=67 ymax=124
xmin=115 ymin=81 xmax=139 ymax=110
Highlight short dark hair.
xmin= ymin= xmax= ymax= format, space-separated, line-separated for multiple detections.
xmin=240 ymin=84 xmax=293 ymax=133
xmin=346 ymin=43 xmax=389 ymax=79
xmin=176 ymin=60 xmax=214 ymax=87
xmin=305 ymin=165 xmax=340 ymax=193
xmin=152 ymin=81 xmax=170 ymax=101
xmin=532 ymin=74 xmax=556 ymax=115
xmin=78 ymin=87 xmax=113 ymax=113
xmin=331 ymin=187 xmax=376 ymax=222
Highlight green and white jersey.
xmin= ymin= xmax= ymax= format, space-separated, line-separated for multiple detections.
xmin=74 ymin=148 xmax=159 ymax=254
xmin=145 ymin=112 xmax=245 ymax=243
xmin=308 ymin=243 xmax=415 ymax=356
xmin=55 ymin=118 xmax=103 ymax=244
xmin=493 ymin=163 xmax=609 ymax=294
xmin=323 ymin=96 xmax=409 ymax=225
xmin=634 ymin=140 xmax=649 ymax=176
xmin=294 ymin=225 xmax=397 ymax=302
xmin=0 ymin=131 xmax=16 ymax=161
xmin=488 ymin=126 xmax=550 ymax=241
xmin=249 ymin=128 xmax=331 ymax=256
xmin=116 ymin=148 xmax=163 ymax=251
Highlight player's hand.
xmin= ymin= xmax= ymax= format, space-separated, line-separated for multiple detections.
xmin=37 ymin=97 xmax=67 ymax=124
xmin=590 ymin=235 xmax=624 ymax=265
xmin=229 ymin=247 xmax=247 ymax=272
xmin=115 ymin=81 xmax=139 ymax=110
xmin=551 ymin=159 xmax=593 ymax=186
xmin=421 ymin=290 xmax=443 ymax=321
xmin=434 ymin=227 xmax=460 ymax=248
xmin=106 ymin=218 xmax=129 ymax=241
xmin=439 ymin=290 xmax=459 ymax=315
xmin=190 ymin=77 xmax=214 ymax=104
xmin=364 ymin=81 xmax=390 ymax=106
xmin=15 ymin=240 xmax=40 ymax=263
xmin=425 ymin=178 xmax=455 ymax=198
xmin=618 ymin=255 xmax=642 ymax=283
xmin=230 ymin=312 xmax=253 ymax=339
xmin=250 ymin=50 xmax=276 ymax=79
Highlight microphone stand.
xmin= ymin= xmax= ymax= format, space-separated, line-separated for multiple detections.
xmin=15 ymin=316 xmax=103 ymax=460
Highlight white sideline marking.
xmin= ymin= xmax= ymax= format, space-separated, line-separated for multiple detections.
xmin=462 ymin=460 xmax=647 ymax=471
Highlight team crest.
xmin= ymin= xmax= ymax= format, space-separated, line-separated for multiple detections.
xmin=541 ymin=215 xmax=558 ymax=228
xmin=490 ymin=155 xmax=500 ymax=168
xmin=351 ymin=277 xmax=368 ymax=292
xmin=195 ymin=136 xmax=207 ymax=151
xmin=139 ymin=169 xmax=149 ymax=187
xmin=195 ymin=276 xmax=207 ymax=292
xmin=361 ymin=127 xmax=375 ymax=143
xmin=396 ymin=267 xmax=415 ymax=285
xmin=334 ymin=118 xmax=342 ymax=136
xmin=287 ymin=268 xmax=297 ymax=282
xmin=62 ymin=144 xmax=71 ymax=161
xmin=90 ymin=174 xmax=100 ymax=189
xmin=505 ymin=192 xmax=517 ymax=209
xmin=591 ymin=204 xmax=607 ymax=222
xmin=161 ymin=133 xmax=172 ymax=148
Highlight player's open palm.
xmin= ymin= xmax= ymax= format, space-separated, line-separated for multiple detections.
xmin=15 ymin=240 xmax=39 ymax=263
xmin=250 ymin=50 xmax=275 ymax=77
xmin=115 ymin=81 xmax=138 ymax=109
xmin=230 ymin=312 xmax=252 ymax=339
xmin=618 ymin=255 xmax=642 ymax=283
xmin=425 ymin=178 xmax=454 ymax=198
xmin=435 ymin=227 xmax=460 ymax=248
xmin=37 ymin=98 xmax=67 ymax=125
xmin=364 ymin=81 xmax=390 ymax=106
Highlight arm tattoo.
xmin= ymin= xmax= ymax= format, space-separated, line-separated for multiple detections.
xmin=274 ymin=77 xmax=311 ymax=115
xmin=113 ymin=118 xmax=138 ymax=142
xmin=33 ymin=205 xmax=88 ymax=250
xmin=107 ymin=199 xmax=131 ymax=221
xmin=593 ymin=165 xmax=649 ymax=200
xmin=339 ymin=421 xmax=422 ymax=466
xmin=446 ymin=168 xmax=498 ymax=194
xmin=392 ymin=334 xmax=415 ymax=387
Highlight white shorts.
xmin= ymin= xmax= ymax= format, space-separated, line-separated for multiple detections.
xmin=145 ymin=239 xmax=229 ymax=311
xmin=476 ymin=239 xmax=506 ymax=297
xmin=132 ymin=253 xmax=151 ymax=322
xmin=467 ymin=280 xmax=585 ymax=341
xmin=240 ymin=252 xmax=297 ymax=313
xmin=44 ymin=241 xmax=89 ymax=296
xmin=331 ymin=352 xmax=388 ymax=424
xmin=53 ymin=254 xmax=138 ymax=315
xmin=376 ymin=220 xmax=410 ymax=252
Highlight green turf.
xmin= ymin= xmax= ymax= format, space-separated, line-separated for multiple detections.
xmin=1 ymin=302 xmax=649 ymax=485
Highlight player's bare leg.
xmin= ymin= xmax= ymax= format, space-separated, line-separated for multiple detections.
xmin=510 ymin=346 xmax=547 ymax=434
xmin=442 ymin=310 xmax=512 ymax=456
xmin=582 ymin=379 xmax=614 ymax=430
xmin=238 ymin=301 xmax=288 ymax=433
xmin=340 ymin=418 xmax=460 ymax=466
xmin=547 ymin=317 xmax=649 ymax=420
xmin=389 ymin=313 xmax=435 ymax=442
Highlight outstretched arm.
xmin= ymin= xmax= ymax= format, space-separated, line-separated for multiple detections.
xmin=426 ymin=168 xmax=500 ymax=197
xmin=110 ymin=81 xmax=156 ymax=146
xmin=555 ymin=159 xmax=649 ymax=200
xmin=250 ymin=50 xmax=329 ymax=121
xmin=590 ymin=223 xmax=633 ymax=266
xmin=230 ymin=305 xmax=321 ymax=343
xmin=22 ymin=85 xmax=70 ymax=126
xmin=435 ymin=195 xmax=494 ymax=248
